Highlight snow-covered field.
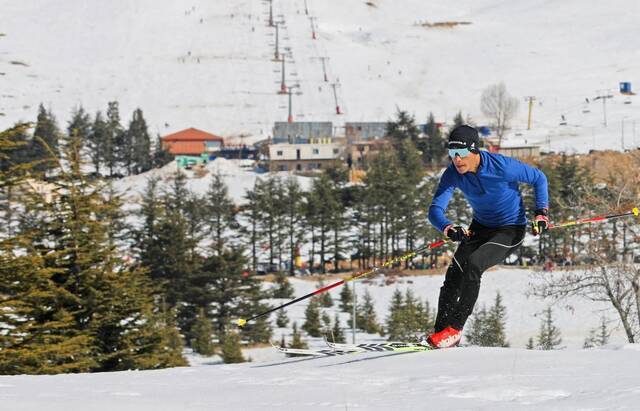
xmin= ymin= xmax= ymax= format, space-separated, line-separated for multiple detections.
xmin=111 ymin=157 xmax=312 ymax=206
xmin=4 ymin=345 xmax=640 ymax=411
xmin=1 ymin=0 xmax=639 ymax=151
xmin=4 ymin=268 xmax=640 ymax=411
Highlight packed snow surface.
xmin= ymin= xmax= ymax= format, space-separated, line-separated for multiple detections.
xmin=3 ymin=345 xmax=640 ymax=410
xmin=4 ymin=268 xmax=640 ymax=410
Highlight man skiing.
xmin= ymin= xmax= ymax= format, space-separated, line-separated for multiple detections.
xmin=426 ymin=125 xmax=549 ymax=348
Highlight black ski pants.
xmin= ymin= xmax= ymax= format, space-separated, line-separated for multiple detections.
xmin=434 ymin=220 xmax=526 ymax=332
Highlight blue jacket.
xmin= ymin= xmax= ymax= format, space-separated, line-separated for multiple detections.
xmin=428 ymin=150 xmax=549 ymax=231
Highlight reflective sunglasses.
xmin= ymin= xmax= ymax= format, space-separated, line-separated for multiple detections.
xmin=448 ymin=148 xmax=472 ymax=159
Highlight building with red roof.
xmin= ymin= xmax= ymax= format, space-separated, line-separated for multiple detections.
xmin=160 ymin=127 xmax=224 ymax=156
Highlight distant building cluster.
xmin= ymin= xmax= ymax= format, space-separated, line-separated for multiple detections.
xmin=160 ymin=122 xmax=540 ymax=173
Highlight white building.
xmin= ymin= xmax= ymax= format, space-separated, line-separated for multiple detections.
xmin=268 ymin=141 xmax=344 ymax=172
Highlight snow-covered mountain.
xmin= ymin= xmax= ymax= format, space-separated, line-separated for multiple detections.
xmin=1 ymin=0 xmax=639 ymax=152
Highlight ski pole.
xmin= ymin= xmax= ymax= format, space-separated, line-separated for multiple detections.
xmin=548 ymin=207 xmax=639 ymax=230
xmin=235 ymin=238 xmax=448 ymax=328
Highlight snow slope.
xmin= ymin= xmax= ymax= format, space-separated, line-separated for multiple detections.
xmin=1 ymin=0 xmax=639 ymax=151
xmin=2 ymin=268 xmax=638 ymax=410
xmin=4 ymin=345 xmax=640 ymax=410
xmin=111 ymin=157 xmax=312 ymax=206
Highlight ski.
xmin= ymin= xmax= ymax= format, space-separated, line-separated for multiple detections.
xmin=325 ymin=340 xmax=434 ymax=353
xmin=271 ymin=340 xmax=435 ymax=357
xmin=272 ymin=345 xmax=359 ymax=357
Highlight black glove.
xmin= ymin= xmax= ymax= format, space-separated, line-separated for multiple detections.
xmin=444 ymin=225 xmax=469 ymax=242
xmin=532 ymin=208 xmax=549 ymax=235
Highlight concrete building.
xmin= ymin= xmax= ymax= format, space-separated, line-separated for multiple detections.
xmin=272 ymin=121 xmax=333 ymax=143
xmin=345 ymin=122 xmax=388 ymax=144
xmin=268 ymin=141 xmax=343 ymax=172
xmin=344 ymin=122 xmax=390 ymax=170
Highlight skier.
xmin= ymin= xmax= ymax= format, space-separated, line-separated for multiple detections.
xmin=425 ymin=125 xmax=549 ymax=348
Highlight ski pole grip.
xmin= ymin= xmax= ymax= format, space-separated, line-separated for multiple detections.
xmin=633 ymin=207 xmax=639 ymax=217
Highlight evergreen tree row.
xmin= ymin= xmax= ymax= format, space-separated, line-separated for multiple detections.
xmin=8 ymin=102 xmax=172 ymax=179
xmin=0 ymin=128 xmax=185 ymax=374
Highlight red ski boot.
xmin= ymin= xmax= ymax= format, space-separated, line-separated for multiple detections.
xmin=426 ymin=326 xmax=462 ymax=349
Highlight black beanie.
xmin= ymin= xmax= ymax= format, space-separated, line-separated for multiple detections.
xmin=448 ymin=125 xmax=480 ymax=152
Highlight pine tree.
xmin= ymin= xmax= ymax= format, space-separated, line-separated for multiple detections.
xmin=127 ymin=108 xmax=152 ymax=174
xmin=134 ymin=171 xmax=202 ymax=336
xmin=234 ymin=276 xmax=273 ymax=345
xmin=329 ymin=314 xmax=346 ymax=343
xmin=191 ymin=308 xmax=216 ymax=356
xmin=0 ymin=124 xmax=92 ymax=374
xmin=275 ymin=309 xmax=289 ymax=328
xmin=385 ymin=289 xmax=405 ymax=340
xmin=205 ymin=172 xmax=238 ymax=255
xmin=152 ymin=305 xmax=188 ymax=368
xmin=316 ymin=279 xmax=334 ymax=307
xmin=289 ymin=322 xmax=308 ymax=349
xmin=89 ymin=111 xmax=107 ymax=175
xmin=386 ymin=109 xmax=421 ymax=146
xmin=221 ymin=331 xmax=246 ymax=363
xmin=302 ymin=297 xmax=323 ymax=337
xmin=105 ymin=101 xmax=123 ymax=177
xmin=0 ymin=236 xmax=96 ymax=374
xmin=322 ymin=311 xmax=332 ymax=333
xmin=67 ymin=106 xmax=92 ymax=147
xmin=339 ymin=282 xmax=354 ymax=312
xmin=282 ymin=178 xmax=306 ymax=275
xmin=485 ymin=292 xmax=509 ymax=347
xmin=58 ymin=136 xmax=185 ymax=371
xmin=466 ymin=306 xmax=489 ymax=346
xmin=466 ymin=292 xmax=509 ymax=347
xmin=32 ymin=103 xmax=60 ymax=173
xmin=537 ymin=307 xmax=562 ymax=350
xmin=241 ymin=181 xmax=264 ymax=272
xmin=452 ymin=111 xmax=465 ymax=128
xmin=355 ymin=288 xmax=380 ymax=334
xmin=0 ymin=123 xmax=31 ymax=236
xmin=307 ymin=174 xmax=341 ymax=273
xmin=526 ymin=337 xmax=535 ymax=350
xmin=152 ymin=134 xmax=173 ymax=168
xmin=400 ymin=289 xmax=421 ymax=339
xmin=272 ymin=271 xmax=295 ymax=299
xmin=583 ymin=316 xmax=610 ymax=348
xmin=1 ymin=134 xmax=185 ymax=374
xmin=419 ymin=298 xmax=436 ymax=333
xmin=202 ymin=248 xmax=272 ymax=344
xmin=422 ymin=112 xmax=446 ymax=167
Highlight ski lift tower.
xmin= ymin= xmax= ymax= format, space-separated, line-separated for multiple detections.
xmin=287 ymin=85 xmax=300 ymax=123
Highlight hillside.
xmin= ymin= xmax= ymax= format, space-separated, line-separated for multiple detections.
xmin=1 ymin=0 xmax=638 ymax=152
xmin=4 ymin=267 xmax=640 ymax=410
xmin=4 ymin=345 xmax=640 ymax=410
